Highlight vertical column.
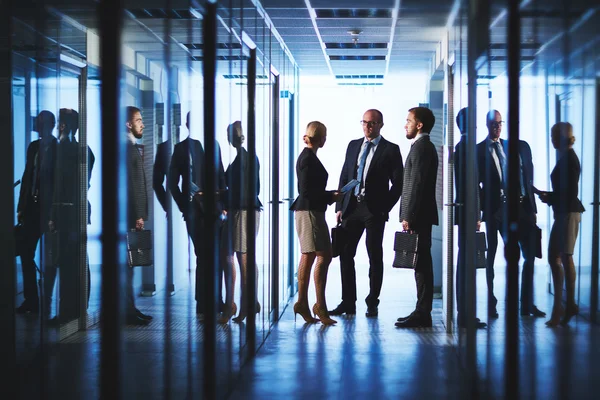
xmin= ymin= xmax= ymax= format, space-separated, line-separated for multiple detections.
xmin=79 ymin=66 xmax=89 ymax=330
xmin=99 ymin=0 xmax=123 ymax=398
xmin=505 ymin=0 xmax=521 ymax=396
xmin=247 ymin=46 xmax=258 ymax=351
xmin=0 ymin=0 xmax=17 ymax=396
xmin=271 ymin=74 xmax=280 ymax=320
xmin=591 ymin=80 xmax=600 ymax=323
xmin=202 ymin=2 xmax=217 ymax=398
xmin=466 ymin=0 xmax=479 ymax=396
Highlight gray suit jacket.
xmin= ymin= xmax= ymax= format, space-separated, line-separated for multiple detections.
xmin=127 ymin=141 xmax=148 ymax=228
xmin=399 ymin=135 xmax=439 ymax=227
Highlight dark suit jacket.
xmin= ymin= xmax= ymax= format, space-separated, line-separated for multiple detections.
xmin=290 ymin=147 xmax=335 ymax=212
xmin=476 ymin=138 xmax=536 ymax=222
xmin=399 ymin=135 xmax=439 ymax=226
xmin=50 ymin=139 xmax=96 ymax=230
xmin=336 ymin=136 xmax=404 ymax=221
xmin=127 ymin=141 xmax=148 ymax=228
xmin=547 ymin=148 xmax=585 ymax=214
xmin=18 ymin=137 xmax=58 ymax=227
xmin=454 ymin=135 xmax=481 ymax=225
xmin=153 ymin=140 xmax=172 ymax=213
xmin=225 ymin=148 xmax=262 ymax=211
xmin=168 ymin=137 xmax=226 ymax=219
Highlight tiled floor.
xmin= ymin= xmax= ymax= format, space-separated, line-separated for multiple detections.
xmin=13 ymin=262 xmax=600 ymax=399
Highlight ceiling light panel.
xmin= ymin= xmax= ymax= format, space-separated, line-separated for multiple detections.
xmin=315 ymin=9 xmax=393 ymax=18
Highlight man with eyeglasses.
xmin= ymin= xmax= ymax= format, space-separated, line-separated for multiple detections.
xmin=329 ymin=109 xmax=404 ymax=318
xmin=477 ymin=109 xmax=544 ymax=319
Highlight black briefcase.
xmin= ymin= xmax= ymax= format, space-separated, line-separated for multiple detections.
xmin=535 ymin=226 xmax=542 ymax=259
xmin=331 ymin=223 xmax=347 ymax=258
xmin=127 ymin=229 xmax=153 ymax=267
xmin=476 ymin=231 xmax=487 ymax=269
xmin=392 ymin=231 xmax=419 ymax=269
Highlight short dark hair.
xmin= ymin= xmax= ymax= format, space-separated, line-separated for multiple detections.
xmin=408 ymin=106 xmax=435 ymax=133
xmin=455 ymin=107 xmax=468 ymax=134
xmin=126 ymin=106 xmax=141 ymax=123
xmin=60 ymin=108 xmax=79 ymax=136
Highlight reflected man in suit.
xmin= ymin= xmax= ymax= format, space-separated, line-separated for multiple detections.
xmin=168 ymin=112 xmax=226 ymax=316
xmin=125 ymin=106 xmax=152 ymax=325
xmin=153 ymin=120 xmax=179 ymax=217
xmin=45 ymin=108 xmax=95 ymax=323
xmin=395 ymin=106 xmax=438 ymax=328
xmin=329 ymin=109 xmax=404 ymax=318
xmin=16 ymin=110 xmax=58 ymax=314
xmin=477 ymin=110 xmax=544 ymax=318
xmin=453 ymin=107 xmax=486 ymax=329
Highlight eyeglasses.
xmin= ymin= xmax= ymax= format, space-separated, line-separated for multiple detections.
xmin=490 ymin=121 xmax=505 ymax=127
xmin=360 ymin=120 xmax=381 ymax=127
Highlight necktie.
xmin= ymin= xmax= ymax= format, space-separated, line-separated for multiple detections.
xmin=493 ymin=141 xmax=525 ymax=196
xmin=355 ymin=140 xmax=373 ymax=196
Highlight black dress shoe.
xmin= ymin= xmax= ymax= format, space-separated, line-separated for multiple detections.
xmin=397 ymin=311 xmax=416 ymax=322
xmin=458 ymin=319 xmax=487 ymax=329
xmin=395 ymin=314 xmax=432 ymax=328
xmin=521 ymin=306 xmax=546 ymax=317
xmin=16 ymin=302 xmax=39 ymax=314
xmin=126 ymin=315 xmax=150 ymax=326
xmin=365 ymin=307 xmax=378 ymax=317
xmin=329 ymin=303 xmax=356 ymax=316
xmin=136 ymin=311 xmax=153 ymax=321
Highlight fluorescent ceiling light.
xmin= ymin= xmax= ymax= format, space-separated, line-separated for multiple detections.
xmin=60 ymin=53 xmax=86 ymax=68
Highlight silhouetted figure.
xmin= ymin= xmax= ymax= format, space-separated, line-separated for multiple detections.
xmin=219 ymin=121 xmax=263 ymax=323
xmin=453 ymin=107 xmax=486 ymax=329
xmin=16 ymin=110 xmax=58 ymax=314
xmin=44 ymin=108 xmax=95 ymax=323
xmin=477 ymin=110 xmax=544 ymax=319
xmin=168 ymin=112 xmax=226 ymax=316
xmin=538 ymin=122 xmax=584 ymax=326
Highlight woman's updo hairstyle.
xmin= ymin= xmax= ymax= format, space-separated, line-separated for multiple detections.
xmin=551 ymin=122 xmax=575 ymax=147
xmin=303 ymin=121 xmax=327 ymax=146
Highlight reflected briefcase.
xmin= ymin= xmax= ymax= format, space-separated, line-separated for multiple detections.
xmin=127 ymin=229 xmax=153 ymax=267
xmin=331 ymin=223 xmax=347 ymax=258
xmin=392 ymin=231 xmax=419 ymax=269
xmin=476 ymin=231 xmax=487 ymax=269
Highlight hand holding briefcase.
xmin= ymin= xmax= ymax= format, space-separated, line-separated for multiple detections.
xmin=392 ymin=231 xmax=419 ymax=269
xmin=127 ymin=229 xmax=153 ymax=267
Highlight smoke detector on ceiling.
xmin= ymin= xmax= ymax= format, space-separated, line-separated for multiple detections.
xmin=347 ymin=29 xmax=362 ymax=44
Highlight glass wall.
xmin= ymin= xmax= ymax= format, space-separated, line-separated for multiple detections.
xmin=4 ymin=0 xmax=298 ymax=398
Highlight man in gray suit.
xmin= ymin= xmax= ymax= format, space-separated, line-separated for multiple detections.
xmin=395 ymin=106 xmax=439 ymax=328
xmin=125 ymin=106 xmax=152 ymax=325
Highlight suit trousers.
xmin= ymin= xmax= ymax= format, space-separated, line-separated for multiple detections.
xmin=486 ymin=205 xmax=537 ymax=313
xmin=43 ymin=231 xmax=90 ymax=321
xmin=340 ymin=198 xmax=386 ymax=308
xmin=414 ymin=224 xmax=433 ymax=316
xmin=186 ymin=213 xmax=224 ymax=313
xmin=19 ymin=212 xmax=42 ymax=306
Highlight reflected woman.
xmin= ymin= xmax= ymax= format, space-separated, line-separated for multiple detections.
xmin=537 ymin=122 xmax=585 ymax=326
xmin=290 ymin=121 xmax=342 ymax=325
xmin=220 ymin=121 xmax=262 ymax=323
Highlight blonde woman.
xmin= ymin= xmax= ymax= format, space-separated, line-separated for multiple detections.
xmin=290 ymin=121 xmax=342 ymax=325
xmin=537 ymin=122 xmax=585 ymax=326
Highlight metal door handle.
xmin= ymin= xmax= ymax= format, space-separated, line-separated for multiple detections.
xmin=444 ymin=203 xmax=463 ymax=207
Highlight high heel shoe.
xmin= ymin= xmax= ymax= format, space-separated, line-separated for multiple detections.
xmin=293 ymin=302 xmax=318 ymax=323
xmin=561 ymin=304 xmax=579 ymax=326
xmin=545 ymin=306 xmax=564 ymax=327
xmin=218 ymin=302 xmax=238 ymax=324
xmin=312 ymin=304 xmax=337 ymax=325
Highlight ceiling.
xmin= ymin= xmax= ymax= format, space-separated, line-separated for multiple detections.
xmin=9 ymin=0 xmax=599 ymax=83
